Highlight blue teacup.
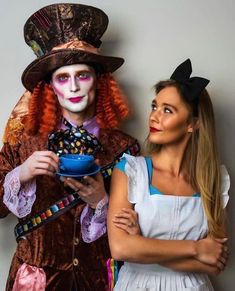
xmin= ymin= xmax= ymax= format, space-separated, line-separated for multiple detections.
xmin=59 ymin=154 xmax=94 ymax=173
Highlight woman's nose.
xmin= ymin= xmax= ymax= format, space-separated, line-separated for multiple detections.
xmin=150 ymin=110 xmax=160 ymax=123
xmin=70 ymin=77 xmax=80 ymax=92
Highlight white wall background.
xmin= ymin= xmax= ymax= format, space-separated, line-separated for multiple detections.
xmin=0 ymin=0 xmax=234 ymax=290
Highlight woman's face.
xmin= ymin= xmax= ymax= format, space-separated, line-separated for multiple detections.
xmin=148 ymin=86 xmax=193 ymax=146
xmin=51 ymin=64 xmax=96 ymax=114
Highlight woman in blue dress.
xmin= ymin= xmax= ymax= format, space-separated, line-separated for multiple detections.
xmin=107 ymin=59 xmax=230 ymax=291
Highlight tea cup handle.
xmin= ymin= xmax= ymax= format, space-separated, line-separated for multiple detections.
xmin=60 ymin=165 xmax=66 ymax=171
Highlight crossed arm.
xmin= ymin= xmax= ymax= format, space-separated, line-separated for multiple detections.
xmin=107 ymin=168 xmax=228 ymax=276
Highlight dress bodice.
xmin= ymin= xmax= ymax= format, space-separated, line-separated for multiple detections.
xmin=113 ymin=154 xmax=230 ymax=291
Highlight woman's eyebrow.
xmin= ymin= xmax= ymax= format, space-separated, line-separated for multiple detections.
xmin=162 ymin=102 xmax=177 ymax=110
xmin=151 ymin=100 xmax=177 ymax=109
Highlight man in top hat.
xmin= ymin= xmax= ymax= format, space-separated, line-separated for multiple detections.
xmin=0 ymin=3 xmax=139 ymax=290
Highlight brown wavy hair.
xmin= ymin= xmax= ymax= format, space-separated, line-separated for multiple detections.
xmin=24 ymin=73 xmax=130 ymax=137
xmin=146 ymin=80 xmax=224 ymax=238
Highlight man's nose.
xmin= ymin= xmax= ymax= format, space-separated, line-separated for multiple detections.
xmin=70 ymin=77 xmax=80 ymax=92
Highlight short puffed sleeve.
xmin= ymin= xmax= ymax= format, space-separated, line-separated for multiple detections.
xmin=121 ymin=153 xmax=149 ymax=204
xmin=220 ymin=165 xmax=230 ymax=208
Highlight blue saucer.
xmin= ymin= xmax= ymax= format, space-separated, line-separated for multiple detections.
xmin=57 ymin=164 xmax=100 ymax=178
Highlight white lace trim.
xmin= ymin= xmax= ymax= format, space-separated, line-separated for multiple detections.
xmin=80 ymin=194 xmax=108 ymax=243
xmin=93 ymin=193 xmax=109 ymax=218
xmin=220 ymin=165 xmax=230 ymax=208
xmin=3 ymin=166 xmax=36 ymax=218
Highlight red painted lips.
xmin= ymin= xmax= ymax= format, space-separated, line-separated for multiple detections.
xmin=69 ymin=96 xmax=84 ymax=103
xmin=149 ymin=127 xmax=161 ymax=133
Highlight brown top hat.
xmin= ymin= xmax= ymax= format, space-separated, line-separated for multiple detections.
xmin=21 ymin=3 xmax=124 ymax=92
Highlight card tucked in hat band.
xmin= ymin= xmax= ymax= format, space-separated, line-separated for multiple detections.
xmin=48 ymin=118 xmax=103 ymax=157
xmin=170 ymin=59 xmax=210 ymax=102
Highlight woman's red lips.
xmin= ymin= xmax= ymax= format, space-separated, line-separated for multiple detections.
xmin=150 ymin=127 xmax=160 ymax=132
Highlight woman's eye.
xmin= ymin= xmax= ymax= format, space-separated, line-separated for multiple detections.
xmin=164 ymin=107 xmax=172 ymax=113
xmin=151 ymin=103 xmax=157 ymax=111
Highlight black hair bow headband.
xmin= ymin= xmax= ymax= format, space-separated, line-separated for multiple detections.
xmin=170 ymin=59 xmax=210 ymax=102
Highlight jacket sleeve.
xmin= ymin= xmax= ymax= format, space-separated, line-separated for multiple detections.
xmin=0 ymin=142 xmax=21 ymax=218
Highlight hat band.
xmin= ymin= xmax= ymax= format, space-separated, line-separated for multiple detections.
xmin=52 ymin=39 xmax=100 ymax=54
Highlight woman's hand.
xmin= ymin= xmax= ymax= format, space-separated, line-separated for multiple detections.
xmin=194 ymin=236 xmax=228 ymax=269
xmin=112 ymin=208 xmax=141 ymax=235
xmin=64 ymin=172 xmax=106 ymax=209
xmin=19 ymin=151 xmax=59 ymax=183
xmin=160 ymin=257 xmax=224 ymax=276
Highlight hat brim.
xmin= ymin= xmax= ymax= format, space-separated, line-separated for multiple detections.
xmin=22 ymin=49 xmax=124 ymax=92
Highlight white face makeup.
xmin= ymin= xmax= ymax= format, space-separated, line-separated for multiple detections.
xmin=51 ymin=64 xmax=96 ymax=114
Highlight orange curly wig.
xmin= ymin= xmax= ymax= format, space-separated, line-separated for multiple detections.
xmin=24 ymin=74 xmax=130 ymax=137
